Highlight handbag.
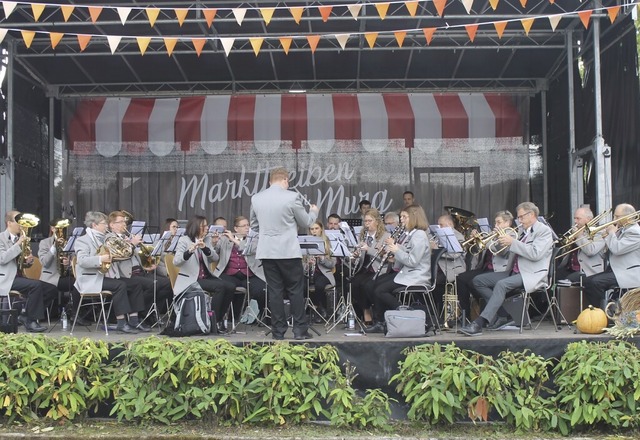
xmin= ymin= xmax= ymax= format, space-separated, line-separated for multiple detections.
xmin=384 ymin=307 xmax=427 ymax=338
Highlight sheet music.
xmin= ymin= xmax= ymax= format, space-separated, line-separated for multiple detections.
xmin=130 ymin=220 xmax=146 ymax=236
xmin=165 ymin=228 xmax=185 ymax=253
xmin=325 ymin=230 xmax=350 ymax=257
xmin=339 ymin=221 xmax=358 ymax=248
xmin=435 ymin=227 xmax=463 ymax=253
xmin=476 ymin=218 xmax=492 ymax=233
xmin=298 ymin=235 xmax=326 ymax=255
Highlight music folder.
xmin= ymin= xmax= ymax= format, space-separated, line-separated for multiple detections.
xmin=435 ymin=227 xmax=463 ymax=253
xmin=151 ymin=230 xmax=173 ymax=257
xmin=130 ymin=220 xmax=146 ymax=237
xmin=325 ymin=230 xmax=349 ymax=257
xmin=298 ymin=235 xmax=326 ymax=255
xmin=63 ymin=227 xmax=85 ymax=252
xmin=476 ymin=218 xmax=492 ymax=234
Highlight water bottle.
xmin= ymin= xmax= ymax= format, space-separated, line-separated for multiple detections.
xmin=347 ymin=310 xmax=355 ymax=330
xmin=61 ymin=307 xmax=68 ymax=330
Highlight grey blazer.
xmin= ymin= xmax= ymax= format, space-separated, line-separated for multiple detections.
xmin=38 ymin=235 xmax=60 ymax=286
xmin=313 ymin=253 xmax=336 ymax=286
xmin=506 ymin=221 xmax=554 ymax=293
xmin=172 ymin=235 xmax=220 ymax=295
xmin=392 ymin=229 xmax=431 ymax=287
xmin=213 ymin=236 xmax=266 ymax=282
xmin=250 ymin=185 xmax=318 ymax=260
xmin=606 ymin=223 xmax=640 ymax=288
xmin=0 ymin=230 xmax=22 ymax=296
xmin=362 ymin=231 xmax=391 ymax=273
xmin=74 ymin=230 xmax=107 ymax=294
xmin=574 ymin=231 xmax=606 ymax=277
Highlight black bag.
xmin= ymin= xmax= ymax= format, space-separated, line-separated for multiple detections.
xmin=163 ymin=283 xmax=211 ymax=336
xmin=0 ymin=308 xmax=19 ymax=334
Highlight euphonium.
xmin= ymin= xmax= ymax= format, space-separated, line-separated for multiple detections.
xmin=54 ymin=218 xmax=71 ymax=276
xmin=15 ymin=213 xmax=39 ymax=272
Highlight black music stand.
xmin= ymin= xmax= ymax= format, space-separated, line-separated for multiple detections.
xmin=165 ymin=228 xmax=185 ymax=253
xmin=476 ymin=218 xmax=492 ymax=234
xmin=140 ymin=230 xmax=173 ymax=329
xmin=298 ymin=235 xmax=324 ymax=336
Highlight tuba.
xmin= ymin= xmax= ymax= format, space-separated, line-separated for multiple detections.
xmin=53 ymin=218 xmax=71 ymax=276
xmin=15 ymin=213 xmax=40 ymax=272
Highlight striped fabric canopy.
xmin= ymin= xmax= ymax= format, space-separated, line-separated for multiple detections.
xmin=67 ymin=93 xmax=522 ymax=157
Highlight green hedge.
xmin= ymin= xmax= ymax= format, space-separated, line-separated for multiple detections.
xmin=1 ymin=334 xmax=640 ymax=433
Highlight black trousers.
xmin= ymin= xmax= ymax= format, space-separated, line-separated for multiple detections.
xmin=456 ymin=268 xmax=489 ymax=318
xmin=11 ymin=276 xmax=57 ymax=321
xmin=197 ymin=276 xmax=235 ymax=324
xmin=220 ymin=272 xmax=267 ymax=318
xmin=584 ymin=269 xmax=618 ymax=309
xmin=371 ymin=272 xmax=403 ymax=322
xmin=262 ymin=258 xmax=307 ymax=337
xmin=350 ymin=270 xmax=376 ymax=317
xmin=137 ymin=272 xmax=173 ymax=314
xmin=103 ymin=277 xmax=144 ymax=316
xmin=308 ymin=270 xmax=332 ymax=310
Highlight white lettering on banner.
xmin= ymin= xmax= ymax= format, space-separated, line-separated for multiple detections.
xmin=177 ymin=162 xmax=393 ymax=215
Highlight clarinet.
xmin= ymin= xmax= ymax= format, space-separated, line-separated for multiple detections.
xmin=364 ymin=225 xmax=405 ymax=271
xmin=373 ymin=225 xmax=407 ymax=278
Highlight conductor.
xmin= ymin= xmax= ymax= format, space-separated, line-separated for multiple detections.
xmin=250 ymin=167 xmax=319 ymax=340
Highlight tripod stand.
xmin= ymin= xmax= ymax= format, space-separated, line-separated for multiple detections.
xmin=139 ymin=231 xmax=172 ymax=329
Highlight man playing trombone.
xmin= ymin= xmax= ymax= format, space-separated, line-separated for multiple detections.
xmin=583 ymin=203 xmax=640 ymax=308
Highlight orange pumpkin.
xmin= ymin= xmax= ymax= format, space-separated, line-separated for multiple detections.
xmin=576 ymin=305 xmax=608 ymax=334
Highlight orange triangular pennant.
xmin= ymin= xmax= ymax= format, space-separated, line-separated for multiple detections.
xmin=260 ymin=8 xmax=275 ymax=25
xmin=203 ymin=9 xmax=216 ymax=27
xmin=423 ymin=27 xmax=436 ymax=45
xmin=578 ymin=10 xmax=592 ymax=29
xmin=489 ymin=0 xmax=499 ymax=10
xmin=494 ymin=21 xmax=507 ymax=38
xmin=280 ymin=37 xmax=292 ymax=54
xmin=405 ymin=1 xmax=419 ymax=17
xmin=77 ymin=34 xmax=92 ymax=51
xmin=164 ymin=38 xmax=177 ymax=56
xmin=375 ymin=3 xmax=390 ymax=20
xmin=250 ymin=37 xmax=263 ymax=56
xmin=137 ymin=37 xmax=151 ymax=55
xmin=549 ymin=0 xmax=554 ymax=3
xmin=607 ymin=6 xmax=620 ymax=23
xmin=318 ymin=6 xmax=332 ymax=22
xmin=175 ymin=9 xmax=188 ymax=26
xmin=60 ymin=5 xmax=74 ymax=21
xmin=49 ymin=32 xmax=63 ymax=49
xmin=88 ymin=6 xmax=102 ymax=23
xmin=519 ymin=0 xmax=527 ymax=8
xmin=521 ymin=18 xmax=534 ymax=35
xmin=31 ymin=3 xmax=46 ymax=21
xmin=465 ymin=24 xmax=478 ymax=42
xmin=290 ymin=6 xmax=304 ymax=24
xmin=307 ymin=35 xmax=320 ymax=53
xmin=21 ymin=30 xmax=35 ymax=48
xmin=192 ymin=38 xmax=206 ymax=57
xmin=365 ymin=32 xmax=378 ymax=49
xmin=146 ymin=8 xmax=160 ymax=27
xmin=394 ymin=31 xmax=406 ymax=47
xmin=433 ymin=0 xmax=446 ymax=16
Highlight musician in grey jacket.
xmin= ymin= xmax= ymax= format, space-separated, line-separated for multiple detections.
xmin=74 ymin=211 xmax=144 ymax=334
xmin=583 ymin=203 xmax=640 ymax=308
xmin=250 ymin=167 xmax=319 ymax=341
xmin=463 ymin=202 xmax=554 ymax=336
xmin=366 ymin=204 xmax=431 ymax=333
xmin=0 ymin=210 xmax=55 ymax=332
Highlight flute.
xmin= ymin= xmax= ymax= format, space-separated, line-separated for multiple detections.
xmin=293 ymin=187 xmax=312 ymax=207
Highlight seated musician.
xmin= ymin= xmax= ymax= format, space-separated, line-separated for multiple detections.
xmin=39 ymin=218 xmax=89 ymax=326
xmin=0 ymin=210 xmax=57 ymax=332
xmin=74 ymin=211 xmax=144 ymax=334
xmin=172 ymin=215 xmax=235 ymax=334
xmin=155 ymin=218 xmax=178 ymax=278
xmin=304 ymin=221 xmax=336 ymax=322
xmin=106 ymin=211 xmax=173 ymax=330
xmin=213 ymin=215 xmax=267 ymax=322
xmin=350 ymin=208 xmax=390 ymax=324
xmin=462 ymin=202 xmax=554 ymax=336
xmin=432 ymin=214 xmax=467 ymax=312
xmin=326 ymin=213 xmax=342 ymax=231
xmin=366 ymin=205 xmax=431 ymax=333
xmin=384 ymin=212 xmax=400 ymax=229
xmin=583 ymin=203 xmax=640 ymax=308
xmin=456 ymin=210 xmax=513 ymax=325
xmin=556 ymin=206 xmax=606 ymax=284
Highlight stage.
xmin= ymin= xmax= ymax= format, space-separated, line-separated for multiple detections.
xmin=41 ymin=318 xmax=613 ymax=396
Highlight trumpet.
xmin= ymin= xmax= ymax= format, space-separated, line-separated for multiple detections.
xmin=462 ymin=227 xmax=518 ymax=256
xmin=485 ymin=227 xmax=520 ymax=255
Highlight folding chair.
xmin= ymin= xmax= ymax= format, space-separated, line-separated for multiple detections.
xmin=70 ymin=256 xmax=113 ymax=336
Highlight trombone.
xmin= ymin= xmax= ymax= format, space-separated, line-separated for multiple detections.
xmin=554 ymin=209 xmax=611 ymax=260
xmin=585 ymin=210 xmax=640 ymax=238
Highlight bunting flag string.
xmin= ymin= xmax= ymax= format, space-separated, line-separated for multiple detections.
xmin=0 ymin=2 xmax=627 ymax=56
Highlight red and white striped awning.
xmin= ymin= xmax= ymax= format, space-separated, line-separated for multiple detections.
xmin=67 ymin=93 xmax=522 ymax=157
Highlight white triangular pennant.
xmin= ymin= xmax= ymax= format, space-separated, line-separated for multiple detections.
xmin=0 ymin=29 xmax=7 ymax=44
xmin=232 ymin=8 xmax=246 ymax=25
xmin=116 ymin=7 xmax=131 ymax=25
xmin=3 ymin=1 xmax=17 ymax=18
xmin=347 ymin=4 xmax=362 ymax=20
xmin=107 ymin=36 xmax=122 ymax=54
xmin=461 ymin=0 xmax=474 ymax=14
xmin=548 ymin=15 xmax=562 ymax=31
xmin=335 ymin=34 xmax=350 ymax=50
xmin=220 ymin=37 xmax=235 ymax=56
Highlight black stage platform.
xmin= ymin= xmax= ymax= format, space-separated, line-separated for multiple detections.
xmin=40 ymin=318 xmax=613 ymax=396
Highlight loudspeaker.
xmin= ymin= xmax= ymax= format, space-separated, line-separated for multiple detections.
xmin=556 ymin=286 xmax=582 ymax=323
xmin=503 ymin=294 xmax=531 ymax=327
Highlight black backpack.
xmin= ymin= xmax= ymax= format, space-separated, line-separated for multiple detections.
xmin=163 ymin=283 xmax=211 ymax=336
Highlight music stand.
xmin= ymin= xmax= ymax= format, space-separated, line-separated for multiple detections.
xmin=339 ymin=222 xmax=358 ymax=248
xmin=298 ymin=235 xmax=324 ymax=336
xmin=165 ymin=228 xmax=185 ymax=253
xmin=130 ymin=221 xmax=146 ymax=237
xmin=140 ymin=230 xmax=173 ymax=329
xmin=235 ymin=230 xmax=270 ymax=332
xmin=476 ymin=218 xmax=492 ymax=234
